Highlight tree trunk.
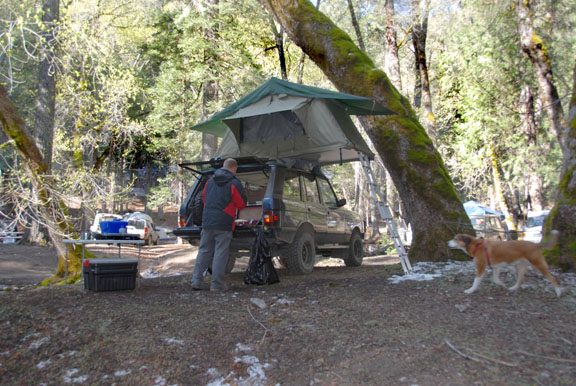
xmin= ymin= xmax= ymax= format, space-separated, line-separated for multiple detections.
xmin=0 ymin=83 xmax=82 ymax=278
xmin=201 ymin=0 xmax=220 ymax=161
xmin=34 ymin=0 xmax=59 ymax=172
xmin=411 ymin=0 xmax=436 ymax=145
xmin=546 ymin=58 xmax=576 ymax=271
xmin=519 ymin=84 xmax=537 ymax=143
xmin=346 ymin=0 xmax=365 ymax=52
xmin=262 ymin=0 xmax=470 ymax=261
xmin=384 ymin=0 xmax=402 ymax=91
xmin=489 ymin=145 xmax=516 ymax=232
xmin=517 ymin=0 xmax=567 ymax=152
xmin=382 ymin=0 xmax=403 ymax=228
xmin=269 ymin=17 xmax=289 ymax=80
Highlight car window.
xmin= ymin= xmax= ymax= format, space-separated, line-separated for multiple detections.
xmin=527 ymin=215 xmax=545 ymax=227
xmin=317 ymin=178 xmax=338 ymax=207
xmin=283 ymin=172 xmax=301 ymax=201
xmin=302 ymin=174 xmax=319 ymax=203
xmin=129 ymin=219 xmax=146 ymax=229
xmin=98 ymin=215 xmax=120 ymax=223
xmin=243 ymin=182 xmax=266 ymax=204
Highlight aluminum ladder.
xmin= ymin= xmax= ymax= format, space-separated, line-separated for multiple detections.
xmin=358 ymin=152 xmax=412 ymax=273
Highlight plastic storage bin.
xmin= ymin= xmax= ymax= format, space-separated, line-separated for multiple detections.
xmin=99 ymin=220 xmax=129 ymax=234
xmin=83 ymin=258 xmax=138 ymax=291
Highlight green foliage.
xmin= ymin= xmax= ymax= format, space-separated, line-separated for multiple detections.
xmin=378 ymin=233 xmax=396 ymax=255
xmin=431 ymin=0 xmax=566 ymax=206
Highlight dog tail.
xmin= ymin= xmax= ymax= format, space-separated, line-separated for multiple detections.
xmin=538 ymin=230 xmax=559 ymax=250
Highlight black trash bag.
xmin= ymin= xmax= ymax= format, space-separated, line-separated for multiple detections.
xmin=244 ymin=228 xmax=279 ymax=285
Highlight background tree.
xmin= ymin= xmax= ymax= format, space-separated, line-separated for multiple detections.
xmin=262 ymin=0 xmax=471 ymax=261
xmin=33 ymin=0 xmax=59 ymax=171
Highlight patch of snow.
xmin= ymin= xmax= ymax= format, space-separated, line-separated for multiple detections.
xmin=153 ymin=375 xmax=167 ymax=386
xmin=141 ymin=268 xmax=159 ymax=278
xmin=235 ymin=343 xmax=252 ymax=352
xmin=114 ymin=369 xmax=132 ymax=376
xmin=37 ymin=359 xmax=51 ymax=369
xmin=273 ymin=298 xmax=294 ymax=306
xmin=63 ymin=369 xmax=88 ymax=384
xmin=164 ymin=337 xmax=184 ymax=346
xmin=235 ymin=355 xmax=270 ymax=386
xmin=387 ymin=260 xmax=576 ymax=295
xmin=29 ymin=337 xmax=49 ymax=349
xmin=388 ymin=272 xmax=441 ymax=284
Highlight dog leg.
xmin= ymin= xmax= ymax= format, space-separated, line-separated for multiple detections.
xmin=509 ymin=260 xmax=529 ymax=292
xmin=531 ymin=259 xmax=564 ymax=297
xmin=465 ymin=261 xmax=487 ymax=294
xmin=491 ymin=266 xmax=506 ymax=287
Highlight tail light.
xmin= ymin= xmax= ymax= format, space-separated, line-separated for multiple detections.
xmin=144 ymin=227 xmax=149 ymax=236
xmin=263 ymin=211 xmax=279 ymax=226
xmin=180 ymin=219 xmax=187 ymax=227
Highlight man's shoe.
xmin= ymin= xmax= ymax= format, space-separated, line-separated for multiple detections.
xmin=210 ymin=285 xmax=228 ymax=292
xmin=191 ymin=283 xmax=207 ymax=291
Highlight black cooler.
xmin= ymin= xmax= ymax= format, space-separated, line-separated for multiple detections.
xmin=83 ymin=258 xmax=138 ymax=291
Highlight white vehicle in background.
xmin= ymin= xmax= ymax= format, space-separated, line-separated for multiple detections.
xmin=90 ymin=213 xmax=122 ymax=239
xmin=522 ymin=210 xmax=550 ymax=243
xmin=123 ymin=212 xmax=160 ymax=245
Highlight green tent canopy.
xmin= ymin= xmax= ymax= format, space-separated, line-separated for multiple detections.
xmin=193 ymin=78 xmax=394 ymax=165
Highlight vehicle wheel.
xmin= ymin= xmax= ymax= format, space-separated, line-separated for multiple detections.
xmin=191 ymin=193 xmax=204 ymax=226
xmin=282 ymin=230 xmax=316 ymax=275
xmin=343 ymin=231 xmax=363 ymax=267
xmin=225 ymin=254 xmax=236 ymax=273
xmin=145 ymin=236 xmax=152 ymax=246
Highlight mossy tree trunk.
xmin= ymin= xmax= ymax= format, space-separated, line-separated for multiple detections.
xmin=0 ymin=83 xmax=82 ymax=279
xmin=546 ymin=61 xmax=576 ymax=271
xmin=517 ymin=0 xmax=567 ymax=151
xmin=517 ymin=0 xmax=575 ymax=270
xmin=262 ymin=0 xmax=471 ymax=261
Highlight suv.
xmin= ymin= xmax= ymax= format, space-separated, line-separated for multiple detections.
xmin=469 ymin=214 xmax=511 ymax=241
xmin=173 ymin=157 xmax=365 ymax=274
xmin=123 ymin=212 xmax=160 ymax=245
xmin=522 ymin=210 xmax=550 ymax=243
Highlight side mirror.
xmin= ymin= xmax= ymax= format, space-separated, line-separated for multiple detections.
xmin=337 ymin=198 xmax=346 ymax=207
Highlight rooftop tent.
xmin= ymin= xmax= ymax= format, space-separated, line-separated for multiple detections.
xmin=191 ymin=78 xmax=395 ymax=165
xmin=463 ymin=200 xmax=505 ymax=219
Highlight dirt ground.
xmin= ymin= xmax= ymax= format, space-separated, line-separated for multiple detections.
xmin=1 ymin=242 xmax=575 ymax=385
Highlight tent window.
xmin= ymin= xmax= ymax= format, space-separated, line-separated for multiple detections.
xmin=240 ymin=111 xmax=305 ymax=143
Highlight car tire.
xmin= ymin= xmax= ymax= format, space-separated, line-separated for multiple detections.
xmin=225 ymin=254 xmax=236 ymax=273
xmin=343 ymin=231 xmax=363 ymax=267
xmin=192 ymin=193 xmax=203 ymax=226
xmin=282 ymin=230 xmax=316 ymax=275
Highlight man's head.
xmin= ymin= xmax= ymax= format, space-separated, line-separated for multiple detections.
xmin=223 ymin=158 xmax=238 ymax=175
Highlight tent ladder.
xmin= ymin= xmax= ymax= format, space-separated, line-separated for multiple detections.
xmin=357 ymin=153 xmax=412 ymax=273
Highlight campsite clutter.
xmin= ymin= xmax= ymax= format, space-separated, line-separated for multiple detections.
xmin=174 ymin=77 xmax=412 ymax=288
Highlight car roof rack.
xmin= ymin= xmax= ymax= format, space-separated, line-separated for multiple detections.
xmin=179 ymin=156 xmax=270 ymax=174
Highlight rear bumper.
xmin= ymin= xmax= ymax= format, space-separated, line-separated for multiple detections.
xmin=173 ymin=225 xmax=276 ymax=249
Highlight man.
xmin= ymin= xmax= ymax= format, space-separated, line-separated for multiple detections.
xmin=192 ymin=158 xmax=247 ymax=291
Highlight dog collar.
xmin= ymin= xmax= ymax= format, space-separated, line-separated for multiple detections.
xmin=472 ymin=241 xmax=491 ymax=267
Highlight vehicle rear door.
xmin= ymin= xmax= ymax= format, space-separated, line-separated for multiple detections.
xmin=301 ymin=172 xmax=328 ymax=244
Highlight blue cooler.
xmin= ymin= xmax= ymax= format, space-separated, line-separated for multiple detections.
xmin=99 ymin=220 xmax=128 ymax=234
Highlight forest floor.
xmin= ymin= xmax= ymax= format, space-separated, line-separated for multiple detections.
xmin=1 ymin=242 xmax=576 ymax=385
